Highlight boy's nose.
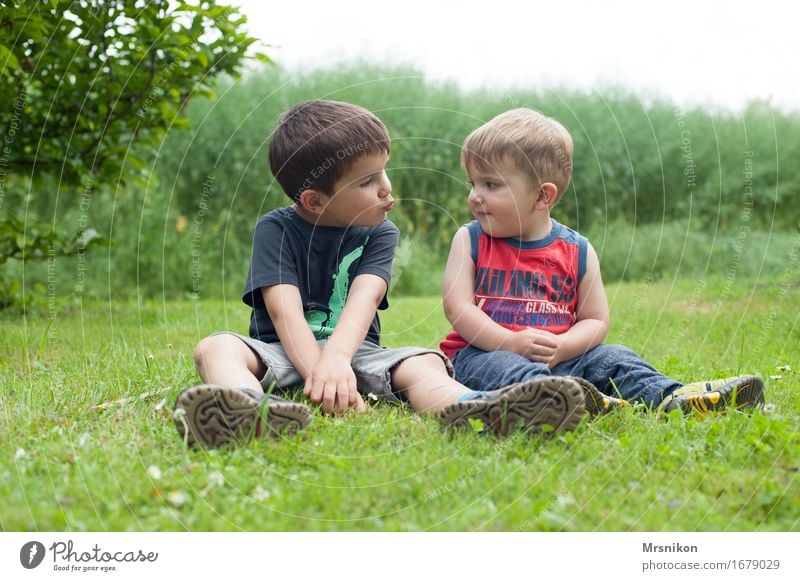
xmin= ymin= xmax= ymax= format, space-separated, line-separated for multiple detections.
xmin=468 ymin=189 xmax=482 ymax=204
xmin=379 ymin=173 xmax=392 ymax=197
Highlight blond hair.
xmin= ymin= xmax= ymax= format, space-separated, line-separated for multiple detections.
xmin=461 ymin=108 xmax=573 ymax=201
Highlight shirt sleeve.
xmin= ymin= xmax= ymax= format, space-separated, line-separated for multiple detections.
xmin=355 ymin=220 xmax=400 ymax=286
xmin=242 ymin=215 xmax=298 ymax=309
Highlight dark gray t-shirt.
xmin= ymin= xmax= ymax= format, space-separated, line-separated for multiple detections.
xmin=242 ymin=206 xmax=399 ymax=345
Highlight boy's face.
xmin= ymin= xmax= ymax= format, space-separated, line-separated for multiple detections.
xmin=465 ymin=157 xmax=540 ymax=239
xmin=314 ymin=152 xmax=394 ymax=227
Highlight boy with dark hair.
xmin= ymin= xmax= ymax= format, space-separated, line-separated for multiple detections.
xmin=173 ymin=100 xmax=587 ymax=448
xmin=440 ymin=108 xmax=765 ymax=415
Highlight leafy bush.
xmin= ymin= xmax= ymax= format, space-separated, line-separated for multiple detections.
xmin=13 ymin=63 xmax=800 ymax=303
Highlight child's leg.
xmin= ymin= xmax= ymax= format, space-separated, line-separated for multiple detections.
xmin=391 ymin=346 xmax=552 ymax=412
xmin=391 ymin=353 xmax=473 ymax=413
xmin=451 ymin=345 xmax=551 ymax=391
xmin=553 ymin=344 xmax=682 ymax=408
xmin=193 ymin=333 xmax=267 ymax=389
xmin=175 ymin=333 xmax=311 ymax=448
xmin=391 ymin=353 xmax=584 ymax=434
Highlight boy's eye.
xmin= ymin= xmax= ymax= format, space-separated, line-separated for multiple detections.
xmin=485 ymin=181 xmax=497 ymax=189
xmin=360 ymin=177 xmax=374 ymax=187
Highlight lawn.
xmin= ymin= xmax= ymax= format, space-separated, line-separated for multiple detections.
xmin=2 ymin=277 xmax=798 ymax=531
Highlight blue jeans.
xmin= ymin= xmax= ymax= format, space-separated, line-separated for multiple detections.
xmin=451 ymin=344 xmax=682 ymax=408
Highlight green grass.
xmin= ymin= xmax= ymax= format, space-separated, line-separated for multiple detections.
xmin=2 ymin=277 xmax=799 ymax=531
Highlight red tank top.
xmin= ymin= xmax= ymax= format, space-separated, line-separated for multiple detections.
xmin=440 ymin=219 xmax=587 ymax=360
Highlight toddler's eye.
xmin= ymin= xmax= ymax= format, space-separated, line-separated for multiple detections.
xmin=360 ymin=177 xmax=374 ymax=187
xmin=485 ymin=181 xmax=497 ymax=189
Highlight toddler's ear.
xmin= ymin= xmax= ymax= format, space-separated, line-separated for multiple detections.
xmin=535 ymin=183 xmax=559 ymax=209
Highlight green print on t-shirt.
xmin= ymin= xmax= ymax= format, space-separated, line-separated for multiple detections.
xmin=304 ymin=239 xmax=367 ymax=339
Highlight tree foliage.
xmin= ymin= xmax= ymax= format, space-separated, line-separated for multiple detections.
xmin=0 ymin=0 xmax=265 ymax=302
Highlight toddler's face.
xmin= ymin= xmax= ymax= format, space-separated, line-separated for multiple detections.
xmin=465 ymin=158 xmax=539 ymax=239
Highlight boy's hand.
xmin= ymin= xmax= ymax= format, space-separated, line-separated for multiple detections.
xmin=514 ymin=329 xmax=564 ymax=368
xmin=304 ymin=348 xmax=367 ymax=415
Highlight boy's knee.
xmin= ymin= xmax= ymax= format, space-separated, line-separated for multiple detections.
xmin=194 ymin=334 xmax=241 ymax=368
xmin=415 ymin=352 xmax=447 ymax=369
xmin=395 ymin=352 xmax=446 ymax=375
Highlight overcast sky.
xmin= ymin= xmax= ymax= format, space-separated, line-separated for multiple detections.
xmin=234 ymin=0 xmax=799 ymax=113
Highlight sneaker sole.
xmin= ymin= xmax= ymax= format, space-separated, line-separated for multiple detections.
xmin=439 ymin=377 xmax=585 ymax=435
xmin=174 ymin=385 xmax=311 ymax=448
xmin=676 ymin=375 xmax=765 ymax=415
xmin=568 ymin=376 xmax=628 ymax=417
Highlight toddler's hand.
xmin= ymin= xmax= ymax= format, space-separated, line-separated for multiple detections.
xmin=514 ymin=328 xmax=563 ymax=367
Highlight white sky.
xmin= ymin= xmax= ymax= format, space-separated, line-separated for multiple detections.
xmin=234 ymin=0 xmax=800 ymax=113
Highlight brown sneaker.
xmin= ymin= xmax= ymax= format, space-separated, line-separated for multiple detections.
xmin=439 ymin=377 xmax=585 ymax=435
xmin=173 ymin=384 xmax=311 ymax=448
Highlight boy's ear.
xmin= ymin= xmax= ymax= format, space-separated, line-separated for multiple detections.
xmin=534 ymin=182 xmax=559 ymax=209
xmin=297 ymin=189 xmax=329 ymax=215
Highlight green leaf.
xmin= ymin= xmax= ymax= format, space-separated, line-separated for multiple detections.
xmin=0 ymin=46 xmax=21 ymax=75
xmin=467 ymin=418 xmax=485 ymax=433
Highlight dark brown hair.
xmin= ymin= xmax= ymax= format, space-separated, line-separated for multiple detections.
xmin=269 ymin=100 xmax=391 ymax=201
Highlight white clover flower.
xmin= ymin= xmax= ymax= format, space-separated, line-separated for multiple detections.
xmin=167 ymin=491 xmax=188 ymax=507
xmin=208 ymin=471 xmax=224 ymax=487
xmin=251 ymin=485 xmax=272 ymax=501
xmin=147 ymin=465 xmax=162 ymax=480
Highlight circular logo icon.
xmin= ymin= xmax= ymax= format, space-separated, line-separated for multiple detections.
xmin=20 ymin=541 xmax=46 ymax=569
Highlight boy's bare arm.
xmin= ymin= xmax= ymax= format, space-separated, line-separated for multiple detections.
xmin=443 ymin=227 xmax=532 ymax=354
xmin=305 ymin=273 xmax=388 ymax=414
xmin=262 ymin=284 xmax=323 ymax=379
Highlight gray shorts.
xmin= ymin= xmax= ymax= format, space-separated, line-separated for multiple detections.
xmin=221 ymin=333 xmax=453 ymax=404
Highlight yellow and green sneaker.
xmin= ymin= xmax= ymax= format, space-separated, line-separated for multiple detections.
xmin=568 ymin=376 xmax=629 ymax=418
xmin=658 ymin=375 xmax=765 ymax=416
